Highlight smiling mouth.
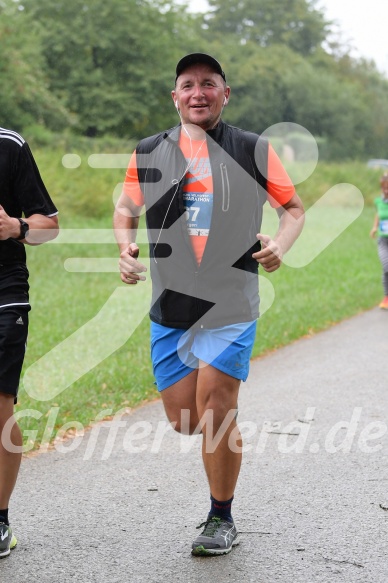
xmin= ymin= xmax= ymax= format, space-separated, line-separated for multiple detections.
xmin=190 ymin=104 xmax=209 ymax=109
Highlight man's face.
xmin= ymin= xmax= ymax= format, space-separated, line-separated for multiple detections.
xmin=172 ymin=63 xmax=230 ymax=131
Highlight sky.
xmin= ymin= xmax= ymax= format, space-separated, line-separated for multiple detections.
xmin=187 ymin=0 xmax=388 ymax=76
xmin=321 ymin=0 xmax=388 ymax=75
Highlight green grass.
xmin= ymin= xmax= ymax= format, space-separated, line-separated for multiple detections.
xmin=255 ymin=208 xmax=381 ymax=357
xmin=20 ymin=223 xmax=155 ymax=450
xmin=31 ymin=141 xmax=136 ymax=220
xmin=15 ymin=149 xmax=384 ymax=450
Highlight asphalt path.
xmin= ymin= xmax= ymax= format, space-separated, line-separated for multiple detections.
xmin=1 ymin=308 xmax=388 ymax=583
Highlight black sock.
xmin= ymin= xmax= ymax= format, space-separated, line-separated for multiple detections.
xmin=208 ymin=494 xmax=233 ymax=522
xmin=0 ymin=509 xmax=9 ymax=525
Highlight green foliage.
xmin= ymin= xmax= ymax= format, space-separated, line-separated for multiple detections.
xmin=197 ymin=36 xmax=388 ymax=161
xmin=21 ymin=0 xmax=201 ymax=137
xmin=0 ymin=0 xmax=71 ymax=131
xmin=281 ymin=59 xmax=369 ymax=159
xmin=215 ymin=42 xmax=304 ymax=132
xmin=295 ymin=160 xmax=385 ymax=208
xmin=202 ymin=1 xmax=388 ymax=160
xmin=32 ymin=141 xmax=135 ymax=219
xmin=204 ymin=0 xmax=328 ymax=54
xmin=0 ymin=0 xmax=387 ymax=160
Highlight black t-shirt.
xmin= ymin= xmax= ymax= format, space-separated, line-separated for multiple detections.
xmin=0 ymin=127 xmax=58 ymax=304
xmin=0 ymin=264 xmax=30 ymax=306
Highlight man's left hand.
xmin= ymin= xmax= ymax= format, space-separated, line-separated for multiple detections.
xmin=0 ymin=206 xmax=20 ymax=240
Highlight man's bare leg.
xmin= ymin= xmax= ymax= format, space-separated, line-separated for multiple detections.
xmin=0 ymin=393 xmax=21 ymax=556
xmin=0 ymin=394 xmax=22 ymax=511
xmin=196 ymin=364 xmax=241 ymax=501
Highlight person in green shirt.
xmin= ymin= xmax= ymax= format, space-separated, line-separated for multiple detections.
xmin=370 ymin=172 xmax=388 ymax=309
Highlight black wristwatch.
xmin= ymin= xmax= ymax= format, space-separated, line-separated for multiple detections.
xmin=15 ymin=218 xmax=29 ymax=241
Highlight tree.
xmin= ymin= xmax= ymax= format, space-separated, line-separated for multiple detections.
xmin=22 ymin=0 xmax=202 ymax=138
xmin=210 ymin=41 xmax=301 ymax=132
xmin=204 ymin=0 xmax=329 ymax=55
xmin=0 ymin=0 xmax=71 ymax=131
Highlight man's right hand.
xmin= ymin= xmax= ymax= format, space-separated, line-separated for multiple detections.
xmin=119 ymin=243 xmax=147 ymax=284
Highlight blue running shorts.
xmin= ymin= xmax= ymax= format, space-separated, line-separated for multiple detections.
xmin=151 ymin=320 xmax=257 ymax=392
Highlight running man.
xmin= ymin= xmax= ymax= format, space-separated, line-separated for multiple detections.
xmin=114 ymin=54 xmax=304 ymax=556
xmin=0 ymin=127 xmax=59 ymax=558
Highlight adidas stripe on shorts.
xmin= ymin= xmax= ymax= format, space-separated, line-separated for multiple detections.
xmin=0 ymin=305 xmax=30 ymax=402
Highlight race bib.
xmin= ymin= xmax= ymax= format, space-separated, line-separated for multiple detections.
xmin=183 ymin=192 xmax=213 ymax=236
xmin=380 ymin=220 xmax=388 ymax=234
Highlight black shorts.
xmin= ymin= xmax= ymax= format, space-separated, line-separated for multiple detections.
xmin=0 ymin=305 xmax=30 ymax=403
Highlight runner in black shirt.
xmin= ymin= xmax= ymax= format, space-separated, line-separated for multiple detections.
xmin=0 ymin=127 xmax=59 ymax=558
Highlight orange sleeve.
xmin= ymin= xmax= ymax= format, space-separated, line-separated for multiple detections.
xmin=266 ymin=144 xmax=295 ymax=207
xmin=122 ymin=150 xmax=145 ymax=207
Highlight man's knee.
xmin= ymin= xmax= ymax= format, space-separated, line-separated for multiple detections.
xmin=198 ymin=384 xmax=238 ymax=424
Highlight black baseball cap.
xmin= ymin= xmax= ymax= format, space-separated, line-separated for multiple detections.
xmin=175 ymin=53 xmax=226 ymax=83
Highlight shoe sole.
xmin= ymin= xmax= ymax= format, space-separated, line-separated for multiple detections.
xmin=192 ymin=534 xmax=240 ymax=556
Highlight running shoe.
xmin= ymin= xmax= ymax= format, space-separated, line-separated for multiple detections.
xmin=191 ymin=516 xmax=240 ymax=556
xmin=379 ymin=297 xmax=388 ymax=309
xmin=0 ymin=523 xmax=17 ymax=558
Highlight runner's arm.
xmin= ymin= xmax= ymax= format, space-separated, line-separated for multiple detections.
xmin=370 ymin=213 xmax=379 ymax=238
xmin=113 ymin=192 xmax=147 ymax=284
